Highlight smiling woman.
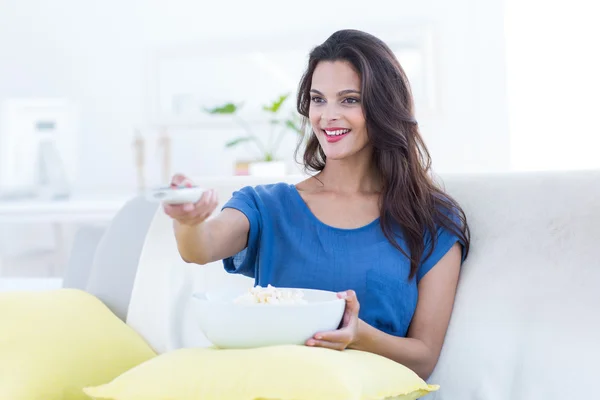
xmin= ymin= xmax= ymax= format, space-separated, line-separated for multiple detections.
xmin=164 ymin=29 xmax=471 ymax=380
xmin=307 ymin=63 xmax=368 ymax=158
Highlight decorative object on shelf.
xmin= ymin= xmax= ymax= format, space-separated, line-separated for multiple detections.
xmin=0 ymin=98 xmax=78 ymax=199
xmin=233 ymin=160 xmax=251 ymax=176
xmin=157 ymin=127 xmax=172 ymax=185
xmin=204 ymin=93 xmax=302 ymax=177
xmin=133 ymin=130 xmax=146 ymax=192
xmin=34 ymin=120 xmax=70 ymax=200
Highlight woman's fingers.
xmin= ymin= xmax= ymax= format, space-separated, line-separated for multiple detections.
xmin=170 ymin=173 xmax=194 ymax=187
xmin=197 ymin=189 xmax=214 ymax=207
xmin=305 ymin=289 xmax=362 ymax=351
xmin=306 ymin=339 xmax=347 ymax=351
xmin=163 ymin=189 xmax=219 ymax=226
xmin=312 ymin=329 xmax=351 ymax=344
xmin=338 ymin=290 xmax=360 ymax=312
xmin=306 ymin=327 xmax=353 ymax=350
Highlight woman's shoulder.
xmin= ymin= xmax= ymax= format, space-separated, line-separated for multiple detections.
xmin=232 ymin=181 xmax=294 ymax=198
xmin=225 ymin=182 xmax=296 ymax=210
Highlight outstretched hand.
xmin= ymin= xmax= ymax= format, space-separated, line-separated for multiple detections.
xmin=305 ymin=290 xmax=361 ymax=351
xmin=162 ymin=174 xmax=218 ymax=226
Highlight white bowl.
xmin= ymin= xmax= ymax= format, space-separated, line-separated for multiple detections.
xmin=191 ymin=287 xmax=345 ymax=349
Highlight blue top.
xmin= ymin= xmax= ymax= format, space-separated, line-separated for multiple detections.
xmin=222 ymin=183 xmax=464 ymax=338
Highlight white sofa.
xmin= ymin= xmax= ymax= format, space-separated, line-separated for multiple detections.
xmin=70 ymin=170 xmax=600 ymax=400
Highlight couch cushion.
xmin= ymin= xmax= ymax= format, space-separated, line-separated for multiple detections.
xmin=84 ymin=345 xmax=438 ymax=400
xmin=0 ymin=288 xmax=156 ymax=400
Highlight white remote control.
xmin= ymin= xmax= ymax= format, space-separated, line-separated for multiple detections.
xmin=146 ymin=186 xmax=206 ymax=205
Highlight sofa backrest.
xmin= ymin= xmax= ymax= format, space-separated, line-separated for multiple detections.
xmin=123 ymin=170 xmax=600 ymax=400
xmin=427 ymin=169 xmax=600 ymax=399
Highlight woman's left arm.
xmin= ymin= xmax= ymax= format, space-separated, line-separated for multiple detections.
xmin=307 ymin=242 xmax=462 ymax=380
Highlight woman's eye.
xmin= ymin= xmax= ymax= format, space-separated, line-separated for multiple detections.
xmin=311 ymin=96 xmax=324 ymax=103
xmin=343 ymin=97 xmax=360 ymax=104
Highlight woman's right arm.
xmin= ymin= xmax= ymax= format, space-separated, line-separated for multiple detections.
xmin=163 ymin=174 xmax=250 ymax=265
xmin=173 ymin=208 xmax=249 ymax=265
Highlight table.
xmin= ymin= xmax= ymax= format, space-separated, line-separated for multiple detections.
xmin=0 ymin=194 xmax=134 ymax=276
xmin=0 ymin=195 xmax=134 ymax=224
xmin=0 ymin=277 xmax=63 ymax=292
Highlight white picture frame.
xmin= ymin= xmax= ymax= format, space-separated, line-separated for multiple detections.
xmin=0 ymin=98 xmax=78 ymax=192
xmin=143 ymin=24 xmax=439 ymax=128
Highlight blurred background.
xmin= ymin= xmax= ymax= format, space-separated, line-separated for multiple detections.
xmin=0 ymin=0 xmax=598 ymax=280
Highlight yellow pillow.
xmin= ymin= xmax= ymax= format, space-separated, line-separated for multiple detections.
xmin=0 ymin=288 xmax=156 ymax=400
xmin=84 ymin=345 xmax=439 ymax=400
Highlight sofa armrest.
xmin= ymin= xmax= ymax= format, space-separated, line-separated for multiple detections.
xmin=62 ymin=225 xmax=106 ymax=290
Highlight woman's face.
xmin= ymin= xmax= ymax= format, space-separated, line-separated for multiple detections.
xmin=308 ymin=60 xmax=370 ymax=161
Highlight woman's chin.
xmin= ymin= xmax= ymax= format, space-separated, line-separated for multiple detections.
xmin=322 ymin=150 xmax=351 ymax=161
xmin=321 ymin=143 xmax=363 ymax=161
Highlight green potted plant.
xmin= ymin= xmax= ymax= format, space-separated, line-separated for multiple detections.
xmin=204 ymin=93 xmax=303 ymax=176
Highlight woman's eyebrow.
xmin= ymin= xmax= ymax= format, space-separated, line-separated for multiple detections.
xmin=310 ymin=89 xmax=361 ymax=96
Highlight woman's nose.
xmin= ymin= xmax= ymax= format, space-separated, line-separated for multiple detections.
xmin=320 ymin=103 xmax=341 ymax=122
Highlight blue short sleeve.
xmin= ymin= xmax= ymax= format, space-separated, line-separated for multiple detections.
xmin=417 ymin=211 xmax=466 ymax=283
xmin=221 ymin=186 xmax=261 ymax=278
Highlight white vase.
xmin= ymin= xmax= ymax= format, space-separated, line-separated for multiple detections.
xmin=248 ymin=160 xmax=287 ymax=177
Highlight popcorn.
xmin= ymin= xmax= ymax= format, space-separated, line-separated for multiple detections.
xmin=233 ymin=284 xmax=307 ymax=305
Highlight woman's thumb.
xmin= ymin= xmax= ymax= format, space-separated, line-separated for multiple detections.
xmin=171 ymin=173 xmax=193 ymax=187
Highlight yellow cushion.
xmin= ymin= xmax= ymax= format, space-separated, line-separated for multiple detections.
xmin=84 ymin=345 xmax=439 ymax=400
xmin=0 ymin=288 xmax=156 ymax=400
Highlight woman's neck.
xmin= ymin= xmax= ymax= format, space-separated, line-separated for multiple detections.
xmin=316 ymin=149 xmax=381 ymax=194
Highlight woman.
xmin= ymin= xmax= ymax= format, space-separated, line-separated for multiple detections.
xmin=164 ymin=29 xmax=470 ymax=379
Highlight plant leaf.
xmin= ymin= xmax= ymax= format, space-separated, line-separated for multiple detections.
xmin=225 ymin=136 xmax=255 ymax=148
xmin=204 ymin=102 xmax=241 ymax=114
xmin=262 ymin=93 xmax=289 ymax=113
xmin=285 ymin=119 xmax=303 ymax=135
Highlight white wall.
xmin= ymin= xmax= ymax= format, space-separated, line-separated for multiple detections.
xmin=0 ymin=0 xmax=509 ymax=192
xmin=505 ymin=0 xmax=600 ymax=172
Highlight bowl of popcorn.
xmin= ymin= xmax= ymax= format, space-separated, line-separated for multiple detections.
xmin=192 ymin=285 xmax=345 ymax=349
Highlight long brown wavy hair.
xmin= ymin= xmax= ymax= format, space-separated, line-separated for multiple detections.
xmin=295 ymin=29 xmax=470 ymax=279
